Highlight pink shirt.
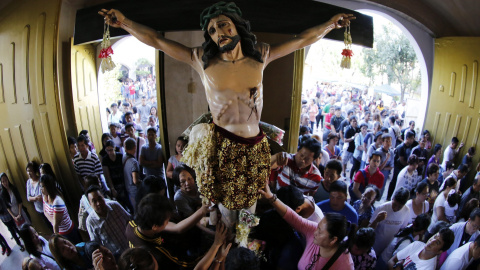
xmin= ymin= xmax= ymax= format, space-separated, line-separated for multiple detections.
xmin=283 ymin=208 xmax=354 ymax=270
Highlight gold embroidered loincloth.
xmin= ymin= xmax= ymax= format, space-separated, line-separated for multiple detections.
xmin=182 ymin=123 xmax=271 ymax=210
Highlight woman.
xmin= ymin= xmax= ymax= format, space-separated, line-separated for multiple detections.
xmin=308 ymin=99 xmax=319 ymax=132
xmin=422 ymin=130 xmax=432 ymax=152
xmin=39 ymin=163 xmax=64 ymax=196
xmin=405 ymin=181 xmax=430 ymax=224
xmin=26 ymin=162 xmax=51 ymax=229
xmin=376 ymin=100 xmax=384 ymax=112
xmin=0 ymin=172 xmax=30 ymax=229
xmin=324 ymin=133 xmax=341 ymax=160
xmin=426 ymin=144 xmax=442 ymax=177
xmin=173 ymin=165 xmax=202 ymax=219
xmin=259 ymin=183 xmax=355 ymax=270
xmin=379 ymin=213 xmax=430 ymax=267
xmin=49 ymin=234 xmax=93 ymax=270
xmin=394 ymin=154 xmax=419 ymax=195
xmin=428 ymin=177 xmax=457 ymax=233
xmin=352 ymin=186 xmax=379 ymax=228
xmin=166 ymin=136 xmax=188 ymax=179
xmin=98 ymin=133 xmax=114 ymax=158
xmin=149 ymin=106 xmax=159 ymax=127
xmin=19 ymin=224 xmax=60 ymax=270
xmin=41 ymin=174 xmax=80 ymax=244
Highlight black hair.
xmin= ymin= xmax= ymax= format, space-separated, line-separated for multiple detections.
xmin=124 ymin=111 xmax=133 ymax=117
xmin=459 ymin=198 xmax=479 ymax=222
xmin=405 ymin=131 xmax=415 ymax=139
xmin=347 ymin=109 xmax=354 ymax=115
xmin=19 ymin=224 xmax=42 ymax=257
xmin=452 ymin=137 xmax=459 ymax=144
xmin=135 ymin=194 xmax=174 ymax=230
xmin=84 ymin=175 xmax=100 ymax=189
xmin=427 ymin=163 xmax=439 ymax=177
xmin=326 ymin=132 xmax=339 ymax=144
xmin=349 ymin=115 xmax=358 ymax=122
xmin=393 ymin=187 xmax=410 ymax=205
xmin=468 ymin=146 xmax=476 ymax=156
xmin=135 ymin=175 xmax=167 ymax=206
xmin=469 ymin=208 xmax=480 ymax=221
xmin=104 ymin=140 xmax=116 ymax=149
xmin=422 ymin=130 xmax=430 ymax=136
xmin=118 ymin=247 xmax=157 ymax=270
xmin=124 ymin=137 xmax=136 ymax=151
xmin=458 ymin=164 xmax=469 ymax=173
xmin=277 ymin=185 xmax=305 ymax=210
xmin=395 ymin=213 xmax=431 ymax=238
xmin=407 ymin=154 xmax=419 ymax=165
xmin=39 ymin=174 xmax=58 ymax=199
xmin=26 ymin=161 xmax=40 ymax=174
xmin=389 ymin=116 xmax=396 ymax=124
xmin=299 ymin=126 xmax=309 ymax=135
xmin=125 ymin=123 xmax=135 ymax=131
xmin=174 ymin=136 xmax=188 ymax=155
xmin=101 ymin=133 xmax=113 ymax=147
xmin=146 ymin=127 xmax=157 ymax=135
xmin=67 ymin=136 xmax=77 ymax=147
xmin=428 ymin=221 xmax=449 ymax=237
xmin=299 ymin=138 xmax=322 ymax=159
xmin=447 ymin=192 xmax=460 ymax=208
xmin=111 ymin=103 xmax=117 ymax=107
xmin=77 ymin=134 xmax=88 ymax=144
xmin=369 ymin=150 xmax=382 ymax=160
xmin=329 ymin=180 xmax=347 ymax=195
xmin=324 ymin=212 xmax=356 ymax=254
xmin=365 ymin=185 xmax=381 ymax=201
xmin=476 ymin=234 xmax=480 ymax=247
xmin=201 ymin=13 xmax=263 ymax=70
xmin=132 ymin=106 xmax=137 ymax=114
xmin=353 ymin=227 xmax=375 ymax=250
xmin=439 ymin=227 xmax=455 ymax=251
xmin=433 ymin=144 xmax=442 ymax=155
xmin=85 ymin=184 xmax=102 ymax=198
xmin=325 ymin=159 xmax=342 ymax=175
xmin=415 ymin=181 xmax=428 ymax=194
xmin=440 ymin=177 xmax=457 ymax=192
xmin=172 ymin=164 xmax=196 ymax=187
xmin=225 ymin=247 xmax=261 ymax=270
xmin=409 ymin=120 xmax=415 ymax=126
xmin=79 ymin=130 xmax=89 ymax=136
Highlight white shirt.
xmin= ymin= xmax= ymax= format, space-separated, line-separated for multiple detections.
xmin=397 ymin=241 xmax=437 ymax=270
xmin=405 ymin=199 xmax=429 ymax=224
xmin=395 ymin=167 xmax=420 ymax=194
xmin=440 ymin=242 xmax=473 ymax=270
xmin=447 ymin=221 xmax=480 ymax=255
xmin=370 ymin=201 xmax=410 ymax=255
xmin=428 ymin=192 xmax=447 ymax=233
xmin=441 ymin=146 xmax=455 ymax=170
xmin=444 ymin=200 xmax=458 ymax=223
xmin=380 ymin=235 xmax=414 ymax=267
xmin=305 ymin=195 xmax=324 ymax=224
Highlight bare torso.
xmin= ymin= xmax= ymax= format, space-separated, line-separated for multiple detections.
xmin=193 ymin=48 xmax=266 ymax=138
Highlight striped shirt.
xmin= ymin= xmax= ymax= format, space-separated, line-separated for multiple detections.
xmin=271 ymin=154 xmax=323 ymax=195
xmin=73 ymin=151 xmax=103 ymax=177
xmin=44 ymin=196 xmax=73 ymax=234
xmin=86 ymin=201 xmax=131 ymax=255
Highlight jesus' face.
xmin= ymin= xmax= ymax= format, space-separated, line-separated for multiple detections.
xmin=207 ymin=15 xmax=240 ymax=52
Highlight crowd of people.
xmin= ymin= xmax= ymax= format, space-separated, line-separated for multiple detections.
xmin=0 ymin=88 xmax=478 ymax=270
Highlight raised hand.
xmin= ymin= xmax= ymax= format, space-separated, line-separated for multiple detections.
xmin=330 ymin=13 xmax=356 ymax=28
xmin=258 ymin=177 xmax=274 ymax=200
xmin=98 ymin=9 xmax=125 ymax=28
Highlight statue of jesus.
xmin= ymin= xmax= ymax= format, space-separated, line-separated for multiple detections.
xmin=100 ymin=1 xmax=354 ymax=226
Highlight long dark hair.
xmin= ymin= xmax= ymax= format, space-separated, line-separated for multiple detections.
xmin=201 ymin=12 xmax=263 ymax=69
xmin=395 ymin=213 xmax=430 ymax=238
xmin=19 ymin=224 xmax=42 ymax=257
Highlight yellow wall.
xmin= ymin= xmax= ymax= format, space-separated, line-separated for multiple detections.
xmin=424 ymin=37 xmax=480 ymax=172
xmin=0 ymin=0 xmax=81 ymax=232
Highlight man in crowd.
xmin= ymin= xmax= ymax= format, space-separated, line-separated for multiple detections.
xmin=317 ymin=180 xmax=358 ymax=225
xmin=86 ymin=185 xmax=130 ymax=256
xmin=313 ymin=159 xmax=342 ymax=202
xmin=442 ymin=136 xmax=464 ymax=170
xmin=271 ymin=138 xmax=322 ymax=196
xmin=458 ymin=173 xmax=480 ymax=215
xmin=350 ymin=151 xmax=384 ymax=202
xmin=446 ymin=208 xmax=480 ymax=256
xmin=73 ymin=135 xmax=112 ymax=193
xmin=137 ymin=96 xmax=151 ymax=130
xmin=343 ymin=115 xmax=360 ymax=179
xmin=139 ymin=127 xmax=165 ymax=179
xmin=108 ymin=103 xmax=123 ymax=126
xmin=440 ymin=234 xmax=480 ymax=270
xmin=67 ymin=136 xmax=78 ymax=162
xmin=387 ymin=131 xmax=416 ymax=201
xmin=411 ymin=134 xmax=428 ymax=177
xmin=124 ymin=123 xmax=146 ymax=162
xmin=123 ymin=137 xmax=141 ymax=212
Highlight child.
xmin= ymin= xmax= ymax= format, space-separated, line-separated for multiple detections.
xmin=444 ymin=190 xmax=460 ymax=223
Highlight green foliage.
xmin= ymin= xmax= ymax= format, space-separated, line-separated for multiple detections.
xmin=360 ymin=22 xmax=421 ymax=100
xmin=135 ymin=58 xmax=153 ymax=79
xmin=102 ymin=65 xmax=122 ymax=106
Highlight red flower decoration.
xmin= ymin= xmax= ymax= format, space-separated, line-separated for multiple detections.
xmin=341 ymin=49 xmax=353 ymax=58
xmin=98 ymin=46 xmax=114 ymax=59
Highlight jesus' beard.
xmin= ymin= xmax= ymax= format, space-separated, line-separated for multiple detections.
xmin=218 ymin=35 xmax=241 ymax=53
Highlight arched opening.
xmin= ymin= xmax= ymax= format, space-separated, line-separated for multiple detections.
xmin=301 ymin=10 xmax=429 ymax=136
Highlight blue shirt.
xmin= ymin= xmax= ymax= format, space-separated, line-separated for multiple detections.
xmin=317 ymin=199 xmax=359 ymax=225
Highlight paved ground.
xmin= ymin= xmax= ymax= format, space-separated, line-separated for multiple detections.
xmin=0 ymin=221 xmax=28 ymax=269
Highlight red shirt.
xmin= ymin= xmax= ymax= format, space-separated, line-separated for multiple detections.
xmin=325 ymin=113 xmax=333 ymax=130
xmin=353 ymin=165 xmax=385 ymax=189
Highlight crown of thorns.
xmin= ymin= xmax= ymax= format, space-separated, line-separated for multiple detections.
xmin=200 ymin=1 xmax=242 ymax=30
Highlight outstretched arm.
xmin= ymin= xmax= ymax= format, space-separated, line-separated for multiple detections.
xmin=267 ymin=13 xmax=355 ymax=65
xmin=99 ymin=9 xmax=194 ymax=65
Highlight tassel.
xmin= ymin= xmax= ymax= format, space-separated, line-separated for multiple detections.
xmin=99 ymin=23 xmax=116 ymax=73
xmin=340 ymin=25 xmax=353 ymax=69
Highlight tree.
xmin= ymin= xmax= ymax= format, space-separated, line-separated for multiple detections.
xmin=135 ymin=58 xmax=153 ymax=78
xmin=360 ymin=23 xmax=421 ymax=100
